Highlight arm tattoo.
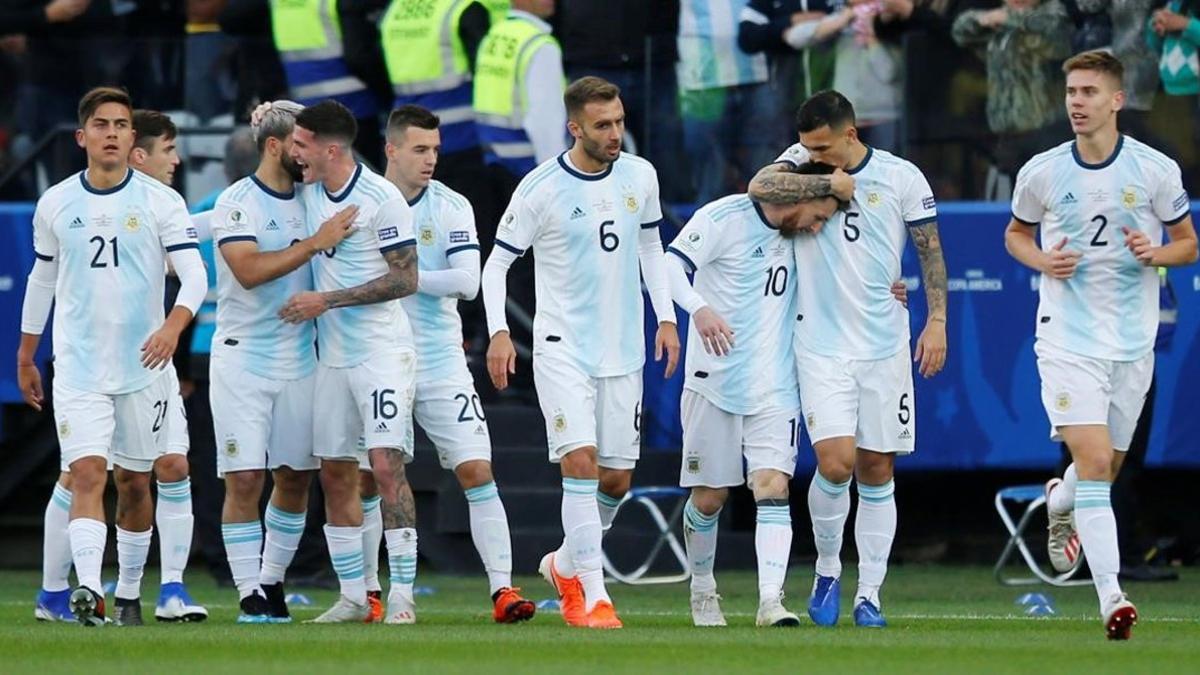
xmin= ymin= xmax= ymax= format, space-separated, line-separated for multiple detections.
xmin=323 ymin=245 xmax=418 ymax=308
xmin=380 ymin=449 xmax=417 ymax=529
xmin=910 ymin=220 xmax=948 ymax=320
xmin=748 ymin=163 xmax=833 ymax=204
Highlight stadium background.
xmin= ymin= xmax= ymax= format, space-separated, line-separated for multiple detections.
xmin=0 ymin=0 xmax=1197 ymax=589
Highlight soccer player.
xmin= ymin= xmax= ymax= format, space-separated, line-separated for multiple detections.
xmin=280 ymin=100 xmax=419 ymax=624
xmin=748 ymin=90 xmax=949 ymax=628
xmin=1004 ymin=51 xmax=1197 ymax=640
xmin=210 ymin=101 xmax=357 ymax=623
xmin=382 ymin=104 xmax=536 ymax=623
xmin=483 ymin=76 xmax=680 ymax=629
xmin=17 ymin=87 xmax=207 ymax=626
xmin=667 ymin=164 xmax=843 ymax=628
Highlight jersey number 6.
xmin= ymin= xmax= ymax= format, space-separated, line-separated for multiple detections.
xmin=599 ymin=220 xmax=619 ymax=252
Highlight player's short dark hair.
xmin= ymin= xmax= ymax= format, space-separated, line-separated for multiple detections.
xmin=564 ymin=76 xmax=621 ymax=119
xmin=1063 ymin=50 xmax=1125 ymax=87
xmin=132 ymin=109 xmax=177 ymax=151
xmin=294 ymin=100 xmax=358 ymax=147
xmin=77 ymin=86 xmax=133 ymax=126
xmin=796 ymin=90 xmax=857 ymax=133
xmin=387 ymin=105 xmax=440 ymax=138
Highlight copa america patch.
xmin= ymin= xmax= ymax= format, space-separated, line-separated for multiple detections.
xmin=379 ymin=226 xmax=399 ymax=241
xmin=922 ymin=195 xmax=936 ymax=211
xmin=449 ymin=231 xmax=469 ymax=243
xmin=186 ymin=227 xmax=198 ymax=239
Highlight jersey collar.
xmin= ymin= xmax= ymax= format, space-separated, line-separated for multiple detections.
xmin=79 ymin=168 xmax=133 ymax=195
xmin=752 ymin=200 xmax=779 ymax=230
xmin=557 ymin=152 xmax=613 ymax=182
xmin=250 ymin=174 xmax=295 ymax=200
xmin=846 ymin=145 xmax=873 ymax=175
xmin=407 ymin=186 xmax=428 ymax=207
xmin=1072 ymin=134 xmax=1124 ymax=171
xmin=325 ymin=163 xmax=363 ymax=202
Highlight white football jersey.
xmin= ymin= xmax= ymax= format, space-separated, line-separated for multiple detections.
xmin=32 ymin=169 xmax=200 ymax=394
xmin=495 ymin=152 xmax=664 ymax=377
xmin=210 ymin=175 xmax=316 ymax=380
xmin=301 ymin=164 xmax=416 ymax=367
xmin=1012 ymin=135 xmax=1189 ymax=360
xmin=401 ymin=180 xmax=479 ymax=383
xmin=776 ymin=144 xmax=937 ymax=360
xmin=668 ymin=194 xmax=799 ymax=415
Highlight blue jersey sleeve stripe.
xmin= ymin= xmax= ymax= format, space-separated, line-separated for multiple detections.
xmin=1011 ymin=213 xmax=1039 ymax=226
xmin=217 ymin=235 xmax=258 ymax=246
xmin=34 ymin=251 xmax=54 ymax=262
xmin=380 ymin=238 xmax=417 ymax=253
xmin=641 ymin=218 xmax=664 ymax=230
xmin=1164 ymin=211 xmax=1190 ymax=226
xmin=905 ymin=215 xmax=938 ymax=228
xmin=446 ymin=243 xmax=481 ymax=256
xmin=165 ymin=242 xmax=201 ymax=252
xmin=667 ymin=246 xmax=697 ymax=272
xmin=494 ymin=239 xmax=525 ymax=255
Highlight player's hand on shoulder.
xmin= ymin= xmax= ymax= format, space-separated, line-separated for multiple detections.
xmin=17 ymin=362 xmax=43 ymax=411
xmin=655 ymin=321 xmax=681 ymax=378
xmin=141 ymin=325 xmax=181 ymax=370
xmin=692 ymin=306 xmax=734 ymax=357
xmin=486 ymin=331 xmax=517 ymax=391
xmin=310 ymin=205 xmax=358 ymax=251
xmin=1121 ymin=226 xmax=1156 ymax=266
xmin=279 ymin=291 xmax=329 ymax=323
xmin=1043 ymin=237 xmax=1082 ymax=279
xmin=830 ymin=169 xmax=855 ymax=202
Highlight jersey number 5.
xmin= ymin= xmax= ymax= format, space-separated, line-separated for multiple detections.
xmin=844 ymin=212 xmax=861 ymax=243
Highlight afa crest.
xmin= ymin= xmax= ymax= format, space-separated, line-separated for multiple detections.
xmin=124 ymin=214 xmax=141 ymax=232
xmin=1055 ymin=392 xmax=1071 ymax=412
xmin=866 ymin=192 xmax=881 ymax=207
xmin=553 ymin=411 xmax=567 ymax=434
xmin=1121 ymin=187 xmax=1137 ymax=209
xmin=419 ymin=225 xmax=435 ymax=246
xmin=624 ymin=194 xmax=638 ymax=212
xmin=224 ymin=438 xmax=238 ymax=457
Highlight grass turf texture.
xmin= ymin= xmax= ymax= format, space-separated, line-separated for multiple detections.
xmin=1 ymin=566 xmax=1197 ymax=674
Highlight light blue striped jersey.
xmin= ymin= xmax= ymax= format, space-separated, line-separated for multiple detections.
xmin=1012 ymin=135 xmax=1190 ymax=360
xmin=677 ymin=0 xmax=768 ymax=90
xmin=495 ymin=152 xmax=664 ymax=377
xmin=668 ymin=194 xmax=799 ymax=415
xmin=777 ymin=144 xmax=937 ymax=360
xmin=32 ymin=169 xmax=200 ymax=394
xmin=210 ymin=175 xmax=316 ymax=380
xmin=301 ymin=164 xmax=417 ymax=367
xmin=400 ymin=180 xmax=479 ymax=383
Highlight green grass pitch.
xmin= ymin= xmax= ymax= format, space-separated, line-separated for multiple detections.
xmin=1 ymin=565 xmax=1197 ymax=674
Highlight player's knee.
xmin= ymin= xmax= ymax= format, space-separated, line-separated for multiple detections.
xmin=358 ymin=470 xmax=378 ymax=497
xmin=454 ymin=460 xmax=494 ymax=489
xmin=597 ymin=468 xmax=632 ymax=499
xmin=559 ymin=447 xmax=599 ymax=479
xmin=224 ymin=470 xmax=265 ymax=505
xmin=748 ymin=470 xmax=790 ymax=501
xmin=319 ymin=462 xmax=359 ymax=501
xmin=68 ymin=460 xmax=105 ymax=497
xmin=815 ymin=456 xmax=854 ymax=484
xmin=115 ymin=469 xmax=152 ymax=503
xmin=58 ymin=471 xmax=73 ymax=491
xmin=854 ymin=451 xmax=894 ymax=485
xmin=689 ymin=487 xmax=728 ymax=515
xmin=272 ymin=467 xmax=313 ymax=496
xmin=154 ymin=453 xmax=189 ymax=482
xmin=1073 ymin=454 xmax=1113 ymax=482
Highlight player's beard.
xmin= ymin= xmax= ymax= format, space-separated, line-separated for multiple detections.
xmin=281 ymin=154 xmax=304 ymax=183
xmin=581 ymin=134 xmax=619 ymax=167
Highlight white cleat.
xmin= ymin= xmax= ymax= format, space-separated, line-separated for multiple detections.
xmin=305 ymin=595 xmax=370 ymax=624
xmin=1102 ymin=594 xmax=1138 ymax=641
xmin=690 ymin=591 xmax=726 ymax=627
xmin=1045 ymin=479 xmax=1081 ymax=573
xmin=385 ymin=588 xmax=416 ymax=624
xmin=756 ymin=594 xmax=801 ymax=627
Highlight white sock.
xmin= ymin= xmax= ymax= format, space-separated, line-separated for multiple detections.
xmin=683 ymin=498 xmax=720 ymax=595
xmin=465 ymin=482 xmax=513 ymax=594
xmin=562 ymin=477 xmax=609 ymax=611
xmin=1048 ymin=463 xmax=1078 ymax=515
xmin=42 ymin=483 xmax=73 ymax=592
xmin=222 ymin=520 xmax=264 ymax=600
xmin=68 ymin=518 xmax=107 ymax=593
xmin=808 ymin=472 xmax=851 ymax=579
xmin=855 ymin=480 xmax=897 ymax=607
xmin=385 ymin=528 xmax=418 ymax=598
xmin=324 ymin=524 xmax=367 ymax=604
xmin=1076 ymin=480 xmax=1123 ymax=612
xmin=156 ymin=478 xmax=194 ymax=585
xmin=361 ymin=496 xmax=383 ymax=593
xmin=261 ymin=504 xmax=305 ymax=586
xmin=597 ymin=490 xmax=622 ymax=534
xmin=755 ymin=501 xmax=792 ymax=604
xmin=115 ymin=527 xmax=152 ymax=600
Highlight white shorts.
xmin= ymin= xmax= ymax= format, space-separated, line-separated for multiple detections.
xmin=164 ymin=366 xmax=189 ymax=457
xmin=211 ymin=356 xmax=318 ymax=477
xmin=797 ymin=348 xmax=915 ymax=455
xmin=314 ymin=350 xmax=416 ymax=466
xmin=533 ymin=351 xmax=642 ymax=470
xmin=679 ymin=390 xmax=798 ymax=488
xmin=1035 ymin=340 xmax=1153 ymax=452
xmin=414 ymin=366 xmax=492 ymax=471
xmin=54 ymin=372 xmax=172 ymax=473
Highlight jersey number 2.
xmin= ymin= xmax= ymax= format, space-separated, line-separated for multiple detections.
xmin=1090 ymin=215 xmax=1108 ymax=247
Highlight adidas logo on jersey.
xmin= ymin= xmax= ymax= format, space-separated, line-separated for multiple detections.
xmin=69 ymin=216 xmax=85 ymax=229
xmin=375 ymin=422 xmax=389 ymax=433
xmin=898 ymin=427 xmax=912 ymax=440
xmin=474 ymin=425 xmax=486 ymax=436
xmin=570 ymin=206 xmax=587 ymax=220
xmin=751 ymin=246 xmax=765 ymax=259
xmin=266 ymin=219 xmax=280 ymax=231
xmin=1060 ymin=193 xmax=1077 ymax=205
